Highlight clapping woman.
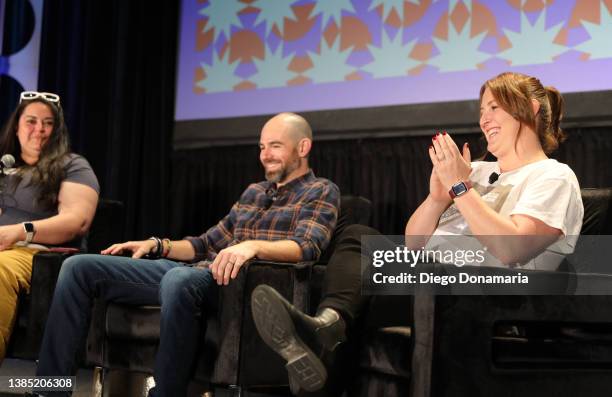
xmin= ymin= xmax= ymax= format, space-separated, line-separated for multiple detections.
xmin=406 ymin=72 xmax=583 ymax=269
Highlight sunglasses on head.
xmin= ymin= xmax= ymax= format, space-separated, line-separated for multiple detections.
xmin=19 ymin=91 xmax=61 ymax=104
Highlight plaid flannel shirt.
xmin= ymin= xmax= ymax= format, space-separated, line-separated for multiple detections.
xmin=186 ymin=170 xmax=339 ymax=262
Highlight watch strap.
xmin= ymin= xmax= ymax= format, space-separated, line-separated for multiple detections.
xmin=23 ymin=222 xmax=35 ymax=244
xmin=448 ymin=181 xmax=472 ymax=199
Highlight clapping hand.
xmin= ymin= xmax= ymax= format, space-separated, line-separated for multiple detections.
xmin=428 ymin=132 xmax=472 ymax=192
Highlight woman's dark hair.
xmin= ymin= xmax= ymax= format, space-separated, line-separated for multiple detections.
xmin=480 ymin=72 xmax=565 ymax=154
xmin=0 ymin=98 xmax=71 ymax=209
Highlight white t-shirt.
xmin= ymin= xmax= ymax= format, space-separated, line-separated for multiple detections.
xmin=428 ymin=159 xmax=584 ymax=270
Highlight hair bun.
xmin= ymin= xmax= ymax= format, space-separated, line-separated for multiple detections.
xmin=545 ymin=86 xmax=565 ymax=145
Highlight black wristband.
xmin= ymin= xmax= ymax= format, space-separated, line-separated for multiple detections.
xmin=148 ymin=237 xmax=162 ymax=259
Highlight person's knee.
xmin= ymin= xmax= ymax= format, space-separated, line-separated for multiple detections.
xmin=0 ymin=252 xmax=33 ymax=289
xmin=60 ymin=255 xmax=87 ymax=276
xmin=159 ymin=267 xmax=214 ymax=307
xmin=0 ymin=263 xmax=19 ymax=319
xmin=58 ymin=254 xmax=97 ymax=286
xmin=160 ymin=266 xmax=193 ymax=289
xmin=0 ymin=263 xmax=18 ymax=290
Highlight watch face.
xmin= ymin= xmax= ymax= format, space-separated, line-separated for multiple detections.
xmin=24 ymin=222 xmax=34 ymax=233
xmin=452 ymin=182 xmax=468 ymax=196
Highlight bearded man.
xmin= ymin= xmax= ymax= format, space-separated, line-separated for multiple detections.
xmin=34 ymin=113 xmax=339 ymax=397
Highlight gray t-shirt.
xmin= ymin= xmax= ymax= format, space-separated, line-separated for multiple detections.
xmin=0 ymin=154 xmax=99 ymax=230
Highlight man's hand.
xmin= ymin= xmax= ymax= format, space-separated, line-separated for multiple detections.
xmin=101 ymin=239 xmax=157 ymax=259
xmin=0 ymin=224 xmax=25 ymax=251
xmin=210 ymin=241 xmax=258 ymax=285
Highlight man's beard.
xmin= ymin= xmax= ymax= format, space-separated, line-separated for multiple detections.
xmin=265 ymin=157 xmax=300 ymax=183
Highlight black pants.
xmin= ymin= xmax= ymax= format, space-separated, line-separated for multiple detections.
xmin=317 ymin=223 xmax=380 ymax=327
xmin=300 ymin=223 xmax=382 ymax=397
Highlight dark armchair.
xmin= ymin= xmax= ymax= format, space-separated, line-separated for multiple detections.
xmin=340 ymin=187 xmax=612 ymax=397
xmin=86 ymin=195 xmax=372 ymax=396
xmin=6 ymin=199 xmax=125 ymax=360
xmin=407 ymin=187 xmax=612 ymax=397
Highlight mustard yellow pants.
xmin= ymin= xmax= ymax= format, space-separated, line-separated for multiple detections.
xmin=0 ymin=247 xmax=38 ymax=363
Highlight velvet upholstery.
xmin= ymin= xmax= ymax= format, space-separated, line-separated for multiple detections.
xmin=335 ymin=294 xmax=414 ymax=396
xmin=6 ymin=199 xmax=125 ymax=360
xmin=580 ymin=188 xmax=612 ymax=234
xmin=216 ymin=261 xmax=312 ymax=386
xmin=357 ymin=297 xmax=413 ymax=378
xmin=85 ymin=196 xmax=371 ymax=394
xmin=352 ymin=187 xmax=612 ymax=397
xmin=430 ymin=293 xmax=612 ymax=397
xmin=408 ymin=187 xmax=612 ymax=397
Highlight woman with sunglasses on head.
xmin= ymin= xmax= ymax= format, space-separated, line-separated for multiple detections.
xmin=0 ymin=92 xmax=99 ymax=363
xmin=405 ymin=72 xmax=583 ymax=269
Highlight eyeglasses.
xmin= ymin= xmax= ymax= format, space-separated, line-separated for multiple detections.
xmin=19 ymin=91 xmax=61 ymax=104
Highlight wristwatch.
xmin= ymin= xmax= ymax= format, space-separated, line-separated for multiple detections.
xmin=23 ymin=222 xmax=35 ymax=243
xmin=448 ymin=181 xmax=472 ymax=200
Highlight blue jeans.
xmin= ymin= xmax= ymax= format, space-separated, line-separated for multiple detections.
xmin=35 ymin=254 xmax=218 ymax=397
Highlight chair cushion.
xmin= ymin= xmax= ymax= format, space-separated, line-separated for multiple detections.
xmin=105 ymin=304 xmax=161 ymax=341
xmin=356 ymin=295 xmax=413 ymax=379
xmin=581 ymin=188 xmax=612 ymax=235
xmin=431 ymin=294 xmax=612 ymax=397
xmin=348 ymin=371 xmax=410 ymax=397
xmin=358 ymin=326 xmax=412 ymax=378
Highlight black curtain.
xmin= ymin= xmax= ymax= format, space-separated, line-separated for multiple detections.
xmin=170 ymin=127 xmax=612 ymax=238
xmin=37 ymin=0 xmax=178 ymax=239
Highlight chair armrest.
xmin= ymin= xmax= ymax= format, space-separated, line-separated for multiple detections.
xmin=16 ymin=251 xmax=73 ymax=358
xmin=203 ymin=259 xmax=315 ymax=386
xmin=244 ymin=259 xmax=315 ymax=311
xmin=30 ymin=252 xmax=69 ymax=294
xmin=245 ymin=259 xmax=316 ymax=269
xmin=29 ymin=251 xmax=73 ymax=316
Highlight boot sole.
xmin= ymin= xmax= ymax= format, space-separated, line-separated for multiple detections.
xmin=251 ymin=285 xmax=327 ymax=393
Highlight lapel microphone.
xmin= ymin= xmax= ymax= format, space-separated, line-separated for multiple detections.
xmin=265 ymin=187 xmax=278 ymax=209
xmin=488 ymin=172 xmax=500 ymax=185
xmin=266 ymin=187 xmax=278 ymax=201
xmin=0 ymin=154 xmax=15 ymax=176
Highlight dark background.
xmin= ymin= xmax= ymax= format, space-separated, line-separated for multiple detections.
xmin=1 ymin=0 xmax=611 ymax=242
